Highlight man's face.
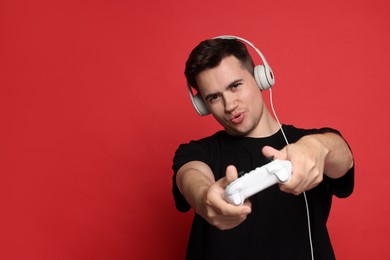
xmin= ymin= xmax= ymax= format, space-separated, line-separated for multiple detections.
xmin=196 ymin=56 xmax=266 ymax=137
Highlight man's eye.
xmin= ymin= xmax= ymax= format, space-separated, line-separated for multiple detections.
xmin=232 ymin=82 xmax=241 ymax=89
xmin=208 ymin=95 xmax=219 ymax=103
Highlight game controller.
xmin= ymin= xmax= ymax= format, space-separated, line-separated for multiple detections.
xmin=224 ymin=159 xmax=292 ymax=205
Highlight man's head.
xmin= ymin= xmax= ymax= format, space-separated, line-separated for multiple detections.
xmin=185 ymin=38 xmax=255 ymax=91
xmin=185 ymin=38 xmax=279 ymax=137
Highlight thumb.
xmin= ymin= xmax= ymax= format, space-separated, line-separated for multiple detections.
xmin=262 ymin=145 xmax=288 ymax=160
xmin=225 ymin=165 xmax=239 ymax=186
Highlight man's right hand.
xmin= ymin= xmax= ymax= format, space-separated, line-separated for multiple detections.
xmin=176 ymin=162 xmax=252 ymax=230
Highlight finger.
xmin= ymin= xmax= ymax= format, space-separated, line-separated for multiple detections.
xmin=215 ymin=166 xmax=252 ymax=214
xmin=225 ymin=165 xmax=238 ymax=184
xmin=280 ymin=167 xmax=309 ymax=195
xmin=242 ymin=199 xmax=252 ymax=212
xmin=214 ymin=165 xmax=237 ymax=190
xmin=221 ymin=201 xmax=252 ymax=216
xmin=262 ymin=146 xmax=288 ymax=160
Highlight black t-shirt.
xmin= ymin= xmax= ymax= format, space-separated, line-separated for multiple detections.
xmin=172 ymin=125 xmax=354 ymax=260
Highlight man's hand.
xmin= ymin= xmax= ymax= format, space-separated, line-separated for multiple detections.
xmin=262 ymin=140 xmax=325 ymax=195
xmin=200 ymin=165 xmax=252 ymax=230
xmin=262 ymin=133 xmax=353 ymax=195
xmin=177 ymin=162 xmax=252 ymax=230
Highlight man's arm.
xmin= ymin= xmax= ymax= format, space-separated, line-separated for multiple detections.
xmin=176 ymin=161 xmax=252 ymax=230
xmin=309 ymin=132 xmax=354 ymax=179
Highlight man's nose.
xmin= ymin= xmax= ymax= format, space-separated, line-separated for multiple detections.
xmin=224 ymin=93 xmax=238 ymax=112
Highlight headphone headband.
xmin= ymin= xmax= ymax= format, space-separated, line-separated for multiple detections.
xmin=213 ymin=35 xmax=271 ymax=68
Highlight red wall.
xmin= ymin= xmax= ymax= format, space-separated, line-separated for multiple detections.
xmin=1 ymin=0 xmax=389 ymax=259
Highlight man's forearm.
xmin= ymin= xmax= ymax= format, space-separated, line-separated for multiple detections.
xmin=176 ymin=161 xmax=215 ymax=213
xmin=309 ymin=132 xmax=354 ymax=179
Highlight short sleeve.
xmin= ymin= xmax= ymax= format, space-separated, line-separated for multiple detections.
xmin=325 ymin=166 xmax=355 ymax=198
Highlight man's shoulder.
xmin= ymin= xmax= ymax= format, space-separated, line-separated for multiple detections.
xmin=283 ymin=124 xmax=341 ymax=140
xmin=181 ymin=130 xmax=227 ymax=145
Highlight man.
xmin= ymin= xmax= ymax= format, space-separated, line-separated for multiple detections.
xmin=172 ymin=37 xmax=354 ymax=259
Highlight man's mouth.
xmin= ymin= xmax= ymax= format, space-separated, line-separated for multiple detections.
xmin=230 ymin=113 xmax=244 ymax=124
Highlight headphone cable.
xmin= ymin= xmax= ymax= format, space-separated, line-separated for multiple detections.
xmin=269 ymin=88 xmax=314 ymax=260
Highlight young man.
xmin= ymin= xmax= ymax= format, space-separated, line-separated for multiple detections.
xmin=172 ymin=37 xmax=354 ymax=259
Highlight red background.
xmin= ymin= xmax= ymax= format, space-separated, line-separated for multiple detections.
xmin=1 ymin=0 xmax=389 ymax=259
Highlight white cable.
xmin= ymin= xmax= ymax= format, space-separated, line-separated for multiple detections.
xmin=268 ymin=88 xmax=314 ymax=260
xmin=269 ymin=89 xmax=289 ymax=146
xmin=303 ymin=192 xmax=314 ymax=260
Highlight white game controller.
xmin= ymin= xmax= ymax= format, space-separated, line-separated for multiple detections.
xmin=225 ymin=159 xmax=292 ymax=205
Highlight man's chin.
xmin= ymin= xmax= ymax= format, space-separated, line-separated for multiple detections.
xmin=224 ymin=127 xmax=250 ymax=137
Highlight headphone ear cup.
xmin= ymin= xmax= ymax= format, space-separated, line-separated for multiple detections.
xmin=187 ymin=83 xmax=210 ymax=116
xmin=193 ymin=93 xmax=210 ymax=116
xmin=254 ymin=65 xmax=275 ymax=90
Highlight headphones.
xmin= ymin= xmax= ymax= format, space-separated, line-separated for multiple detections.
xmin=186 ymin=35 xmax=275 ymax=116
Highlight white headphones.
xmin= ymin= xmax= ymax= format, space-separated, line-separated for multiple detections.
xmin=186 ymin=35 xmax=275 ymax=116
